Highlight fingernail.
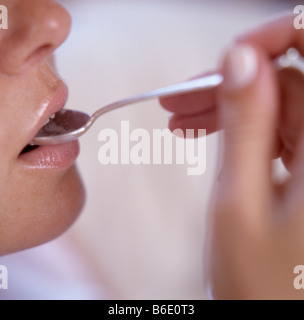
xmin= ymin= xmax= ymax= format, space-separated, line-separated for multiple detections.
xmin=223 ymin=44 xmax=259 ymax=91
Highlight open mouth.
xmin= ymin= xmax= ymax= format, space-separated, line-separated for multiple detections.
xmin=20 ymin=145 xmax=40 ymax=155
xmin=19 ymin=113 xmax=57 ymax=156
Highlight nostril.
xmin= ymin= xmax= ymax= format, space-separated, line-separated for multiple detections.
xmin=0 ymin=0 xmax=72 ymax=75
xmin=25 ymin=44 xmax=53 ymax=64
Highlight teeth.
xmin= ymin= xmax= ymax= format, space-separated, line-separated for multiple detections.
xmin=43 ymin=118 xmax=50 ymax=126
xmin=43 ymin=114 xmax=56 ymax=127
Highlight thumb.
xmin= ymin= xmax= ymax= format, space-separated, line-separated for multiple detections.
xmin=217 ymin=43 xmax=278 ymax=220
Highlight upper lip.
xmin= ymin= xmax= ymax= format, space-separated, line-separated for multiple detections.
xmin=21 ymin=84 xmax=69 ymax=151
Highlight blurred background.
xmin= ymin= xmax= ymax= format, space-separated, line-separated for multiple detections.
xmin=0 ymin=0 xmax=298 ymax=300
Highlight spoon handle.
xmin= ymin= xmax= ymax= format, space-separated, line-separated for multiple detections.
xmin=91 ymin=74 xmax=223 ymax=123
xmin=91 ymin=47 xmax=304 ymax=124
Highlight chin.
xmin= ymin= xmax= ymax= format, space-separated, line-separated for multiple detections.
xmin=0 ymin=165 xmax=85 ymax=256
xmin=42 ymin=165 xmax=86 ymax=241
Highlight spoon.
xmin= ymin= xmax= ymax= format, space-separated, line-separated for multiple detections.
xmin=32 ymin=74 xmax=223 ymax=146
xmin=31 ymin=48 xmax=304 ymax=146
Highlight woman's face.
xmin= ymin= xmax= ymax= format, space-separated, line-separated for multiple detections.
xmin=0 ymin=0 xmax=85 ymax=255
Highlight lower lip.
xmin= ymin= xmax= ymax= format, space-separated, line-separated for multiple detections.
xmin=18 ymin=140 xmax=80 ymax=170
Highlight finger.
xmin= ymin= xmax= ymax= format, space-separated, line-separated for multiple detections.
xmin=169 ymin=107 xmax=217 ymax=137
xmin=217 ymin=43 xmax=278 ymax=222
xmin=238 ymin=14 xmax=304 ymax=58
xmin=285 ymin=128 xmax=304 ymax=209
xmin=277 ymin=68 xmax=304 ymax=170
xmin=159 ymin=72 xmax=217 ymax=115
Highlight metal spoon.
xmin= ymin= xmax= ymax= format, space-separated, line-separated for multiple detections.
xmin=32 ymin=74 xmax=223 ymax=146
xmin=31 ymin=48 xmax=304 ymax=146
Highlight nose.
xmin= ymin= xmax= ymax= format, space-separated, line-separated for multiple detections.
xmin=0 ymin=0 xmax=71 ymax=75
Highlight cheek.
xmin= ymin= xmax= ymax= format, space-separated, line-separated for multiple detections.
xmin=0 ymin=166 xmax=85 ymax=255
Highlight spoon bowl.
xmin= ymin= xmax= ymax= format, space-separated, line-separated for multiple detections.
xmin=33 ymin=110 xmax=92 ymax=145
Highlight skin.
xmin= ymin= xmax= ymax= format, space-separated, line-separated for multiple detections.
xmin=160 ymin=15 xmax=304 ymax=299
xmin=0 ymin=0 xmax=85 ymax=256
